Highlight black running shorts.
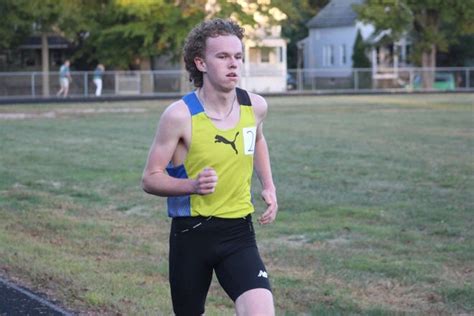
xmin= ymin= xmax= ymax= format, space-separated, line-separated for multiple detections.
xmin=169 ymin=214 xmax=271 ymax=316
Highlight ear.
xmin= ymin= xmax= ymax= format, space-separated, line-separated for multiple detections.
xmin=194 ymin=57 xmax=206 ymax=73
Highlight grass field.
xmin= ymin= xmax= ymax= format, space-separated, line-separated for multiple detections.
xmin=0 ymin=93 xmax=473 ymax=315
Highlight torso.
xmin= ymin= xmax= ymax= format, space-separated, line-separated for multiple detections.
xmin=170 ymin=90 xmax=265 ymax=167
xmin=166 ymin=88 xmax=263 ymax=218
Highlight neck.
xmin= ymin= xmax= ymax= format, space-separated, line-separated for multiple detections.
xmin=197 ymin=87 xmax=237 ymax=121
xmin=198 ymin=87 xmax=236 ymax=113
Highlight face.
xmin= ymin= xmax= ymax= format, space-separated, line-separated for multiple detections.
xmin=194 ymin=35 xmax=243 ymax=91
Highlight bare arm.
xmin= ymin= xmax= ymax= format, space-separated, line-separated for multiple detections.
xmin=251 ymin=94 xmax=278 ymax=225
xmin=141 ymin=101 xmax=217 ymax=196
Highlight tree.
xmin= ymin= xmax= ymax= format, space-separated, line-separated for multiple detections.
xmin=352 ymin=29 xmax=371 ymax=68
xmin=0 ymin=0 xmax=32 ymax=51
xmin=354 ymin=0 xmax=474 ymax=88
xmin=275 ymin=0 xmax=329 ymax=68
xmin=2 ymin=0 xmax=295 ymax=80
xmin=26 ymin=0 xmax=67 ymax=96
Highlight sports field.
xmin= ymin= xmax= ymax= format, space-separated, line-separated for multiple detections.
xmin=0 ymin=93 xmax=473 ymax=315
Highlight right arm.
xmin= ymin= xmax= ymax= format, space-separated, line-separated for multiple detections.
xmin=141 ymin=101 xmax=217 ymax=197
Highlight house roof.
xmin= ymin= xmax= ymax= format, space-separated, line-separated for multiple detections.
xmin=19 ymin=35 xmax=71 ymax=49
xmin=306 ymin=0 xmax=363 ymax=29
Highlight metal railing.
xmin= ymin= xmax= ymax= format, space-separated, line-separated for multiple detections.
xmin=286 ymin=67 xmax=474 ymax=93
xmin=0 ymin=67 xmax=472 ymax=99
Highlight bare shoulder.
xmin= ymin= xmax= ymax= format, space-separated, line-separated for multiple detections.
xmin=248 ymin=92 xmax=268 ymax=122
xmin=154 ymin=99 xmax=191 ymax=141
xmin=160 ymin=99 xmax=190 ymax=124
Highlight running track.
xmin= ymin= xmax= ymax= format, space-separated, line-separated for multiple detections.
xmin=0 ymin=277 xmax=72 ymax=315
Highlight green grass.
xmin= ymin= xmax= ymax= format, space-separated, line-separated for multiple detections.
xmin=0 ymin=93 xmax=473 ymax=315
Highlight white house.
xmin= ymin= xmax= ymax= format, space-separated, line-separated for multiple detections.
xmin=240 ymin=25 xmax=288 ymax=93
xmin=153 ymin=1 xmax=288 ymax=94
xmin=299 ymin=0 xmax=372 ymax=77
xmin=205 ymin=0 xmax=288 ymax=92
xmin=299 ymin=0 xmax=411 ymax=82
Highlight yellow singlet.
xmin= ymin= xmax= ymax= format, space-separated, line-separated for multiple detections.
xmin=166 ymin=88 xmax=256 ymax=218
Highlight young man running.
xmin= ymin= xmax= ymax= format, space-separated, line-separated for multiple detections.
xmin=142 ymin=18 xmax=278 ymax=315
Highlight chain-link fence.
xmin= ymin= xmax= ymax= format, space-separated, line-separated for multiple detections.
xmin=286 ymin=67 xmax=474 ymax=93
xmin=0 ymin=67 xmax=472 ymax=99
xmin=0 ymin=70 xmax=193 ymax=99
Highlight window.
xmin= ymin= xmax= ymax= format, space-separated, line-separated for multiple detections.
xmin=323 ymin=45 xmax=334 ymax=66
xmin=0 ymin=53 xmax=7 ymax=66
xmin=21 ymin=50 xmax=37 ymax=67
xmin=323 ymin=46 xmax=327 ymax=66
xmin=249 ymin=47 xmax=259 ymax=63
xmin=340 ymin=44 xmax=347 ymax=65
xmin=329 ymin=45 xmax=334 ymax=66
xmin=261 ymin=47 xmax=271 ymax=63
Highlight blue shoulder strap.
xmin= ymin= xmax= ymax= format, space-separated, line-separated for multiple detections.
xmin=182 ymin=92 xmax=204 ymax=116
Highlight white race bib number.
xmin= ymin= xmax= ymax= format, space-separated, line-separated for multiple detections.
xmin=242 ymin=127 xmax=256 ymax=155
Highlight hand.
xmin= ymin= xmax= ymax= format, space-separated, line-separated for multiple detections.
xmin=194 ymin=167 xmax=218 ymax=195
xmin=258 ymin=189 xmax=278 ymax=225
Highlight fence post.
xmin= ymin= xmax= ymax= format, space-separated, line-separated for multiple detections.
xmin=115 ymin=72 xmax=118 ymax=95
xmin=31 ymin=73 xmax=36 ymax=97
xmin=84 ymin=72 xmax=88 ymax=96
xmin=466 ymin=69 xmax=470 ymax=89
xmin=297 ymin=68 xmax=302 ymax=91
xmin=354 ymin=70 xmax=359 ymax=91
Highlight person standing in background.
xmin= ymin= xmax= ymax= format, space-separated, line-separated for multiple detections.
xmin=56 ymin=60 xmax=72 ymax=97
xmin=93 ymin=64 xmax=105 ymax=96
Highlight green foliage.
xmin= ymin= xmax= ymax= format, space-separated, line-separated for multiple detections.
xmin=0 ymin=0 xmax=332 ymax=70
xmin=0 ymin=0 xmax=32 ymax=50
xmin=352 ymin=29 xmax=371 ymax=68
xmin=277 ymin=0 xmax=329 ymax=68
xmin=24 ymin=0 xmax=63 ymax=33
xmin=354 ymin=0 xmax=474 ymax=66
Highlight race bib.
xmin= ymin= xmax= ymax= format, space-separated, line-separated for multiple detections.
xmin=242 ymin=127 xmax=256 ymax=155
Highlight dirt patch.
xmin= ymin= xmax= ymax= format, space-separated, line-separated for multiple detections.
xmin=261 ymin=234 xmax=321 ymax=250
xmin=350 ymin=279 xmax=446 ymax=314
xmin=441 ymin=264 xmax=474 ymax=285
xmin=0 ymin=108 xmax=147 ymax=120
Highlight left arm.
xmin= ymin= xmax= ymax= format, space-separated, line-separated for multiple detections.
xmin=251 ymin=93 xmax=278 ymax=225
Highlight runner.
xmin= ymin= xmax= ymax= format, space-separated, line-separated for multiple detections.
xmin=142 ymin=18 xmax=278 ymax=315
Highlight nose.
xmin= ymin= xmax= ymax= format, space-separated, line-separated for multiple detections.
xmin=228 ymin=56 xmax=238 ymax=68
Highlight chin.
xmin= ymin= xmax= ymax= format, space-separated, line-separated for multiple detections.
xmin=220 ymin=82 xmax=238 ymax=92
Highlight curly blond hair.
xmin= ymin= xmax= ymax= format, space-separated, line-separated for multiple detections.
xmin=183 ymin=18 xmax=244 ymax=88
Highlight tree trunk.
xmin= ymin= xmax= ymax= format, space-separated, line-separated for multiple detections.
xmin=41 ymin=33 xmax=50 ymax=96
xmin=139 ymin=57 xmax=154 ymax=94
xmin=180 ymin=57 xmax=188 ymax=94
xmin=421 ymin=44 xmax=436 ymax=89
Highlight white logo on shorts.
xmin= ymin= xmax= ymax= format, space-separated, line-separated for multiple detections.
xmin=257 ymin=270 xmax=268 ymax=278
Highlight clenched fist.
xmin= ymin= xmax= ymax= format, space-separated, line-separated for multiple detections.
xmin=194 ymin=167 xmax=218 ymax=195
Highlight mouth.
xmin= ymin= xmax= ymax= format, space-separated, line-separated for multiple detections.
xmin=226 ymin=73 xmax=238 ymax=78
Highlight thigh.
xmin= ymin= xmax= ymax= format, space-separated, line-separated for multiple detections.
xmin=235 ymin=288 xmax=274 ymax=316
xmin=169 ymin=221 xmax=213 ymax=315
xmin=215 ymin=246 xmax=271 ymax=302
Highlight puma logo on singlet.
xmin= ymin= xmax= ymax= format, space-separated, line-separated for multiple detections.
xmin=214 ymin=132 xmax=239 ymax=155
